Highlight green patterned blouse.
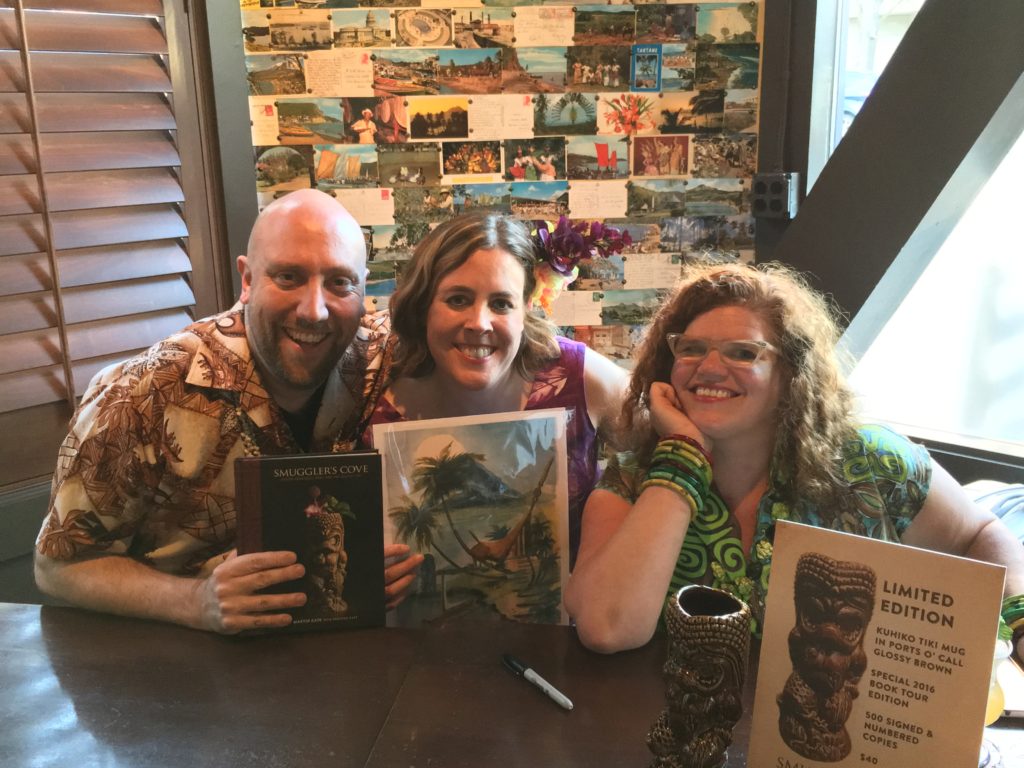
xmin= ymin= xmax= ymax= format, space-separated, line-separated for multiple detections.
xmin=597 ymin=424 xmax=932 ymax=634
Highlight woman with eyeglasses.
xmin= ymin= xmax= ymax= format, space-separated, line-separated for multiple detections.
xmin=565 ymin=259 xmax=1024 ymax=653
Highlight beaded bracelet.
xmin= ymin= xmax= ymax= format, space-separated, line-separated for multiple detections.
xmin=662 ymin=433 xmax=712 ymax=464
xmin=640 ymin=436 xmax=712 ymax=512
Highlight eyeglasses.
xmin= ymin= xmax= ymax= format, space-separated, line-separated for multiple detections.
xmin=665 ymin=334 xmax=777 ymax=367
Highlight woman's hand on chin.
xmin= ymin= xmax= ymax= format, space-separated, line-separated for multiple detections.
xmin=649 ymin=382 xmax=709 ymax=451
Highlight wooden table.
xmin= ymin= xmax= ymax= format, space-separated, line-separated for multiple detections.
xmin=0 ymin=603 xmax=1019 ymax=767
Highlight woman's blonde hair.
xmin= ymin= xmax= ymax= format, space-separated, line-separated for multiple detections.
xmin=625 ymin=258 xmax=858 ymax=506
xmin=389 ymin=211 xmax=560 ymax=378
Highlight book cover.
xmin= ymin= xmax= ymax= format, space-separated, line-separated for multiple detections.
xmin=373 ymin=409 xmax=570 ymax=627
xmin=748 ymin=520 xmax=1005 ymax=768
xmin=235 ymin=451 xmax=385 ymax=631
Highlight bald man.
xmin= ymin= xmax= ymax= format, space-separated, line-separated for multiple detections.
xmin=35 ymin=190 xmax=421 ymax=633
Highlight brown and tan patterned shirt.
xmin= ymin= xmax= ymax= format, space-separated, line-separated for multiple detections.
xmin=36 ymin=307 xmax=388 ymax=576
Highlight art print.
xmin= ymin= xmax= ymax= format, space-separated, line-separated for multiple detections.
xmin=374 ymin=410 xmax=570 ymax=626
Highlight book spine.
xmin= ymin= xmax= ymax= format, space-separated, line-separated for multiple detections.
xmin=234 ymin=458 xmax=263 ymax=555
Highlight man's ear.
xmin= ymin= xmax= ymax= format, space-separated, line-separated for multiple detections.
xmin=237 ymin=255 xmax=252 ymax=303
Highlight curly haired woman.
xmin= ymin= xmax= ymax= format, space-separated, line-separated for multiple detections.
xmin=566 ymin=259 xmax=1024 ymax=652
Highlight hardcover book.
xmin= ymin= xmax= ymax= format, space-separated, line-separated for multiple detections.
xmin=235 ymin=451 xmax=385 ymax=631
xmin=748 ymin=520 xmax=1005 ymax=768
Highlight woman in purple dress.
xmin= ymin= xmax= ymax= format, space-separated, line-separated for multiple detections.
xmin=362 ymin=212 xmax=628 ymax=565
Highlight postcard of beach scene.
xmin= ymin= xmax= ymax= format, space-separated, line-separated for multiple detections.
xmin=374 ymin=409 xmax=570 ymax=627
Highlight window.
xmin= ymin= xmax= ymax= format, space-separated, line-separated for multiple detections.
xmin=849 ymin=128 xmax=1024 ymax=455
xmin=0 ymin=1 xmax=224 ymax=491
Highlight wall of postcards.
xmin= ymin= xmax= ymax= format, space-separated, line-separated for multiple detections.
xmin=240 ymin=0 xmax=762 ymax=366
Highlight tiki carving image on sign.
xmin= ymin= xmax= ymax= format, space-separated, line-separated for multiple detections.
xmin=298 ymin=486 xmax=349 ymax=617
xmin=648 ymin=585 xmax=751 ymax=768
xmin=777 ymin=552 xmax=877 ymax=761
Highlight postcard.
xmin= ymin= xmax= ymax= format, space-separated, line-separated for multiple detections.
xmin=453 ymin=8 xmax=512 ymax=49
xmin=573 ymin=5 xmax=636 ymax=48
xmin=377 ymin=142 xmax=442 ymax=187
xmin=685 ymin=177 xmax=747 ymax=216
xmin=599 ymin=287 xmax=667 ymax=325
xmin=242 ymin=11 xmax=272 ymax=53
xmin=374 ymin=409 xmax=570 ymax=626
xmin=578 ymin=322 xmax=643 ymax=364
xmin=269 ymin=9 xmax=332 ymax=52
xmin=632 ymin=135 xmax=690 ymax=178
xmin=575 ymin=253 xmax=625 ymax=291
xmin=332 ymin=187 xmax=396 ymax=226
xmin=568 ymin=179 xmax=628 ymax=219
xmin=566 ymin=46 xmax=630 ymax=92
xmin=246 ymin=54 xmax=305 ymax=97
xmin=407 ymin=95 xmax=470 ymax=140
xmin=630 ymin=44 xmax=662 ymax=91
xmin=513 ymin=7 xmax=574 ymax=48
xmin=394 ymin=9 xmax=453 ymax=48
xmin=503 ymin=137 xmax=566 ymax=182
xmin=441 ymin=139 xmax=503 ymax=184
xmin=450 ymin=182 xmax=512 ymax=214
xmin=565 ymin=135 xmax=629 ymax=180
xmin=724 ymin=87 xmax=759 ymax=133
xmin=695 ymin=2 xmax=758 ymax=44
xmin=510 ymin=180 xmax=569 ymax=218
xmin=305 ymin=49 xmax=374 ymax=97
xmin=331 ymin=9 xmax=392 ymax=48
xmin=749 ymin=521 xmax=1004 ymax=768
xmin=693 ymin=133 xmax=757 ymax=177
xmin=548 ymin=289 xmax=604 ymax=327
xmin=534 ymin=91 xmax=599 ymax=136
xmin=622 ymin=252 xmax=681 ymax=289
xmin=393 ymin=185 xmax=457 ymax=223
xmin=660 ymin=42 xmax=695 ymax=90
xmin=635 ymin=4 xmax=695 ymax=45
xmin=468 ymin=94 xmax=535 ymax=139
xmin=313 ymin=144 xmax=378 ymax=189
xmin=438 ymin=48 xmax=503 ymax=95
xmin=503 ymin=47 xmax=567 ymax=94
xmin=373 ymin=49 xmax=442 ymax=97
xmin=255 ymin=144 xmax=313 ymax=196
xmin=695 ymin=41 xmax=760 ymax=90
xmin=371 ymin=222 xmax=431 ymax=262
xmin=249 ymin=97 xmax=280 ymax=145
xmin=626 ymin=179 xmax=687 ymax=219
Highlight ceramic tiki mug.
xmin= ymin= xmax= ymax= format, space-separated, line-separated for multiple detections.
xmin=648 ymin=584 xmax=752 ymax=768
